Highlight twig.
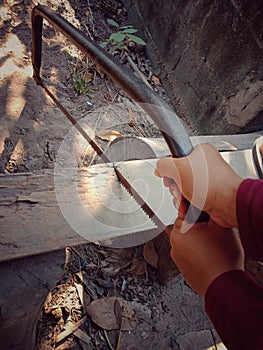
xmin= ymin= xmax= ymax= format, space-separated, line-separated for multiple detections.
xmin=86 ymin=0 xmax=95 ymax=34
xmin=103 ymin=329 xmax=114 ymax=350
xmin=126 ymin=54 xmax=153 ymax=90
xmin=70 ymin=246 xmax=85 ymax=262
xmin=93 ymin=92 xmax=118 ymax=133
xmin=93 ymin=69 xmax=97 ymax=84
xmin=55 ymin=315 xmax=87 ymax=343
xmin=83 ymin=23 xmax=94 ymax=40
xmin=114 ymin=299 xmax=122 ymax=350
xmin=74 ymin=328 xmax=92 ymax=346
xmin=116 ymin=330 xmax=122 ymax=350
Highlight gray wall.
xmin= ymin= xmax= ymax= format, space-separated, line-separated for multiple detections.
xmin=122 ymin=0 xmax=263 ymax=135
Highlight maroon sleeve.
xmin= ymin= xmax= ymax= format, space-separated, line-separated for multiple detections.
xmin=236 ymin=178 xmax=263 ymax=260
xmin=205 ymin=270 xmax=263 ymax=350
xmin=205 ymin=179 xmax=263 ymax=349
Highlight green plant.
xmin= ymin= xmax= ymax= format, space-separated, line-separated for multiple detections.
xmin=100 ymin=19 xmax=146 ymax=54
xmin=73 ymin=74 xmax=92 ymax=95
xmin=67 ymin=55 xmax=93 ymax=95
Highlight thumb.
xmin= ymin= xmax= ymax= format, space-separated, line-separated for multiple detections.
xmin=155 ymin=157 xmax=181 ymax=182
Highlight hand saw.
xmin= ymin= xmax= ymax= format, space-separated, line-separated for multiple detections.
xmin=31 ymin=5 xmax=209 ymax=247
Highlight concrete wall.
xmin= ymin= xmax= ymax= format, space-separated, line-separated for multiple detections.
xmin=122 ymin=0 xmax=263 ymax=135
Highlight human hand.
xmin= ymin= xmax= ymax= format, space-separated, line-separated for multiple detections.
xmin=170 ymin=218 xmax=244 ymax=297
xmin=155 ymin=144 xmax=243 ymax=228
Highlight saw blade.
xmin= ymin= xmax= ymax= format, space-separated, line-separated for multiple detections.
xmin=113 ymin=160 xmax=174 ymax=233
xmin=38 ymin=79 xmax=172 ymax=246
xmin=55 ymin=161 xmax=171 ymax=247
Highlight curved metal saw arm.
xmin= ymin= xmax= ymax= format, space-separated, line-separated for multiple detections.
xmin=31 ymin=4 xmax=193 ymax=158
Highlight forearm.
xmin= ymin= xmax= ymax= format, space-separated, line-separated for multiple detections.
xmin=205 ymin=270 xmax=263 ymax=350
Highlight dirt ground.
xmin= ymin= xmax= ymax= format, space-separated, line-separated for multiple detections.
xmin=1 ymin=1 xmax=262 ymax=350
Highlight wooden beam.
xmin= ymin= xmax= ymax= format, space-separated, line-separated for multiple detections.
xmin=104 ymin=132 xmax=262 ymax=162
xmin=138 ymin=131 xmax=262 ymax=157
xmin=0 ymin=149 xmax=258 ymax=262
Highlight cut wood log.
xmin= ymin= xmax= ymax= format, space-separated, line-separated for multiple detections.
xmin=0 ymin=149 xmax=258 ymax=262
xmin=105 ymin=132 xmax=262 ymax=162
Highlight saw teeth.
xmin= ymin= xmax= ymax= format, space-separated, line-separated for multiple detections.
xmin=119 ymin=176 xmax=156 ymax=224
xmin=114 ymin=165 xmax=167 ymax=232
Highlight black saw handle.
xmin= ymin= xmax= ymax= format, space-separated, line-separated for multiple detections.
xmin=31 ymin=5 xmax=209 ymax=223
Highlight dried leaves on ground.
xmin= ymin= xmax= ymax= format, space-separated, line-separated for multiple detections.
xmin=96 ymin=129 xmax=122 ymax=142
xmin=143 ymin=241 xmax=159 ymax=269
xmin=36 ymin=234 xmax=180 ymax=349
xmin=86 ymin=296 xmax=137 ymax=331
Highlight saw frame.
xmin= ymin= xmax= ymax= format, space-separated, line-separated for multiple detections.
xmin=31 ymin=5 xmax=213 ymax=247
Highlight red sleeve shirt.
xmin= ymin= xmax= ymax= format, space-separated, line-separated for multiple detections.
xmin=236 ymin=179 xmax=263 ymax=261
xmin=205 ymin=179 xmax=263 ymax=350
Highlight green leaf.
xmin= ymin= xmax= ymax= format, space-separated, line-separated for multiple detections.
xmin=110 ymin=32 xmax=125 ymax=43
xmin=100 ymin=40 xmax=108 ymax=48
xmin=107 ymin=18 xmax=119 ymax=28
xmin=76 ymin=81 xmax=82 ymax=95
xmin=120 ymin=25 xmax=133 ymax=29
xmin=116 ymin=42 xmax=127 ymax=49
xmin=127 ymin=34 xmax=146 ymax=45
xmin=122 ymin=28 xmax=138 ymax=34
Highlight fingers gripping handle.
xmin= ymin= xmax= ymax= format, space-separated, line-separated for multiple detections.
xmin=184 ymin=200 xmax=210 ymax=223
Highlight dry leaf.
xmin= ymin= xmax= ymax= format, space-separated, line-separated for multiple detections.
xmin=103 ymin=93 xmax=114 ymax=102
xmin=100 ymin=248 xmax=133 ymax=269
xmin=151 ymin=75 xmax=161 ymax=85
xmin=96 ymin=64 xmax=105 ymax=78
xmin=126 ymin=257 xmax=147 ymax=276
xmin=51 ymin=307 xmax=63 ymax=319
xmin=128 ymin=106 xmax=137 ymax=127
xmin=73 ymin=328 xmax=92 ymax=346
xmin=96 ymin=129 xmax=122 ymax=142
xmin=44 ymin=292 xmax=52 ymax=314
xmin=86 ymin=296 xmax=137 ymax=331
xmin=143 ymin=241 xmax=159 ymax=268
xmin=153 ymin=233 xmax=180 ymax=285
xmin=74 ymin=273 xmax=91 ymax=307
xmin=114 ymin=299 xmax=122 ymax=329
xmin=82 ymin=70 xmax=93 ymax=83
xmin=55 ymin=316 xmax=87 ymax=343
xmin=74 ymin=281 xmax=84 ymax=305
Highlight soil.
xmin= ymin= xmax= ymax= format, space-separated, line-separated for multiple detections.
xmin=1 ymin=1 xmax=262 ymax=350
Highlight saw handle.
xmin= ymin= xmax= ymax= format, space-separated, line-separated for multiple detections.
xmin=184 ymin=200 xmax=210 ymax=223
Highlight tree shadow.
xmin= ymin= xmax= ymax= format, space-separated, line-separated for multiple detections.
xmin=0 ymin=0 xmax=86 ymax=173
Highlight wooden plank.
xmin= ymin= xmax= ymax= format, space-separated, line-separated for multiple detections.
xmin=0 ymin=150 xmax=258 ymax=262
xmin=0 ymin=166 xmax=161 ymax=262
xmin=190 ymin=131 xmax=262 ymax=151
xmin=220 ymin=149 xmax=258 ymax=179
xmin=0 ymin=170 xmax=88 ymax=262
xmin=140 ymin=131 xmax=262 ymax=157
